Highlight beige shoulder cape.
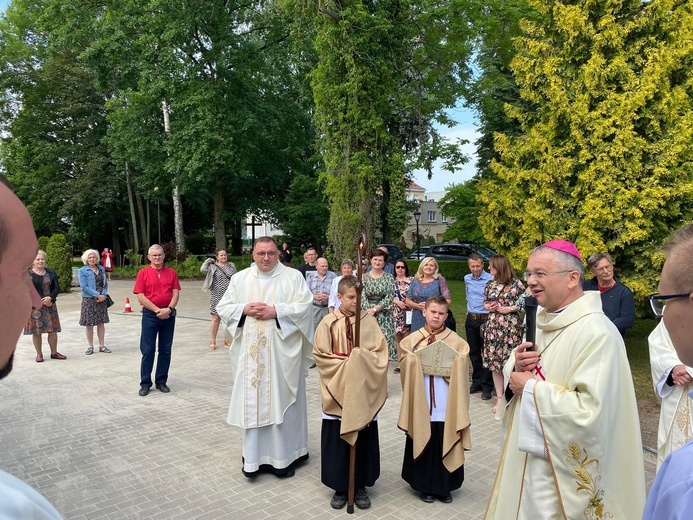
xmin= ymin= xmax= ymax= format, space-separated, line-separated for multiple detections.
xmin=397 ymin=328 xmax=472 ymax=472
xmin=313 ymin=309 xmax=389 ymax=446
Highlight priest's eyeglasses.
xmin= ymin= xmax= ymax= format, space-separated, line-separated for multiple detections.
xmin=254 ymin=251 xmax=278 ymax=258
xmin=647 ymin=293 xmax=692 ymax=317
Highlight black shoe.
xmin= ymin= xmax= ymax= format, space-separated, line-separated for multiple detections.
xmin=482 ymin=390 xmax=493 ymax=400
xmin=420 ymin=493 xmax=435 ymax=503
xmin=355 ymin=488 xmax=370 ymax=509
xmin=438 ymin=494 xmax=453 ymax=503
xmin=309 ymin=363 xmax=316 ymax=369
xmin=470 ymin=384 xmax=482 ymax=394
xmin=275 ymin=467 xmax=295 ymax=478
xmin=139 ymin=386 xmax=150 ymax=397
xmin=393 ymin=367 xmax=401 ymax=374
xmin=155 ymin=383 xmax=170 ymax=393
xmin=330 ymin=491 xmax=347 ymax=509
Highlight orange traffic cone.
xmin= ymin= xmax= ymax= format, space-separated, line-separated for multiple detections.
xmin=124 ymin=298 xmax=133 ymax=313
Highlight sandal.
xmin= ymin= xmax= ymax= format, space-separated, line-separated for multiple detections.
xmin=85 ymin=347 xmax=94 ymax=355
xmin=209 ymin=343 xmax=217 ymax=351
xmin=99 ymin=346 xmax=112 ymax=353
xmin=36 ymin=354 xmax=44 ymax=363
xmin=224 ymin=338 xmax=230 ymax=348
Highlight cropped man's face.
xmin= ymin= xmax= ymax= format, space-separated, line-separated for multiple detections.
xmin=0 ymin=184 xmax=41 ymax=379
xmin=659 ymin=257 xmax=693 ymax=365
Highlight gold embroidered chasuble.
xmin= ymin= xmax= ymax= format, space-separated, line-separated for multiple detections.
xmin=313 ymin=309 xmax=389 ymax=446
xmin=649 ymin=319 xmax=693 ymax=469
xmin=397 ymin=328 xmax=472 ymax=473
xmin=485 ymin=291 xmax=645 ymax=519
xmin=217 ymin=262 xmax=314 ymax=429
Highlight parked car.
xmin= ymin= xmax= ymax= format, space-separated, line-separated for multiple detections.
xmin=376 ymin=244 xmax=403 ymax=263
xmin=406 ymin=246 xmax=431 ymax=260
xmin=428 ymin=243 xmax=497 ymax=262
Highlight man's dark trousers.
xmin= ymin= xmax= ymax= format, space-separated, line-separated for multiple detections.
xmin=140 ymin=308 xmax=176 ymax=387
xmin=465 ymin=314 xmax=493 ymax=393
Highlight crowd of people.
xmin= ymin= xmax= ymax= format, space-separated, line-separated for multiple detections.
xmin=3 ymin=172 xmax=693 ymax=518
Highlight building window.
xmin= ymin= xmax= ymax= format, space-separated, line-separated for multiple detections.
xmin=441 ymin=215 xmax=448 ymax=223
xmin=427 ymin=211 xmax=436 ymax=222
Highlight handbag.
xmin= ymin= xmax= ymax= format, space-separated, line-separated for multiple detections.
xmin=445 ymin=308 xmax=456 ymax=332
xmin=105 ymin=294 xmax=114 ymax=308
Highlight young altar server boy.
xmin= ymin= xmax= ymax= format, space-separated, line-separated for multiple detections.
xmin=313 ymin=275 xmax=389 ymax=510
xmin=397 ymin=295 xmax=471 ymax=503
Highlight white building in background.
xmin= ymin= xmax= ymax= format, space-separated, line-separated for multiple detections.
xmin=402 ymin=183 xmax=455 ymax=248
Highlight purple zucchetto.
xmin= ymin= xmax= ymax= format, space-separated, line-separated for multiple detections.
xmin=542 ymin=239 xmax=582 ymax=260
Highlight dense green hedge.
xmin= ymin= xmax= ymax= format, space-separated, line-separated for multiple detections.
xmin=46 ymin=233 xmax=72 ymax=293
xmin=111 ymin=255 xmax=257 ymax=280
xmin=404 ymin=260 xmax=472 ymax=281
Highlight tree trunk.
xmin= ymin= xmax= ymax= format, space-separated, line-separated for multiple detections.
xmin=124 ymin=161 xmax=140 ymax=254
xmin=135 ymin=189 xmax=148 ymax=249
xmin=231 ymin=219 xmax=242 ymax=255
xmin=213 ymin=173 xmax=226 ymax=251
xmin=162 ymin=98 xmax=185 ymax=253
xmin=380 ymin=178 xmax=391 ymax=243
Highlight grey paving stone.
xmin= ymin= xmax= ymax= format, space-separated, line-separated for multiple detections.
xmin=0 ymin=279 xmax=653 ymax=519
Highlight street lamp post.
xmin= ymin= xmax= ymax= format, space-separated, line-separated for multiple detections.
xmin=413 ymin=208 xmax=421 ymax=251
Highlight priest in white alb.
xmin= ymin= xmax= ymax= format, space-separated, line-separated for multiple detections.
xmin=217 ymin=237 xmax=314 ymax=478
xmin=485 ymin=240 xmax=645 ymax=519
xmin=649 ymin=319 xmax=693 ymax=469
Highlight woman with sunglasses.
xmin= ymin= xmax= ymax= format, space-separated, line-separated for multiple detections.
xmin=393 ymin=260 xmax=413 ymax=371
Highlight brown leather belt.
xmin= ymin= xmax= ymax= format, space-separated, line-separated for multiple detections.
xmin=466 ymin=312 xmax=488 ymax=321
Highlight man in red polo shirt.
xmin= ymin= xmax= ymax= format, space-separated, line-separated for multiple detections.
xmin=133 ymin=244 xmax=181 ymax=396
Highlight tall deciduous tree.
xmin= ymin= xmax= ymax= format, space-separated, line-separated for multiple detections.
xmin=478 ymin=0 xmax=693 ymax=298
xmin=439 ymin=180 xmax=485 ymax=244
xmin=287 ymin=0 xmax=473 ymax=259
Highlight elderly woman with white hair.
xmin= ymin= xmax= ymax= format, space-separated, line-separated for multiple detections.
xmin=78 ymin=249 xmax=112 ymax=355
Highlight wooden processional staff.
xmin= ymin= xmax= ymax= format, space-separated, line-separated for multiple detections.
xmin=347 ymin=233 xmax=367 ymax=514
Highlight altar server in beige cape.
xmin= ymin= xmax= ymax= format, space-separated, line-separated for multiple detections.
xmin=398 ymin=295 xmax=471 ymax=504
xmin=217 ymin=237 xmax=314 ymax=478
xmin=649 ymin=319 xmax=693 ymax=470
xmin=313 ymin=276 xmax=388 ymax=510
xmin=485 ymin=240 xmax=645 ymax=520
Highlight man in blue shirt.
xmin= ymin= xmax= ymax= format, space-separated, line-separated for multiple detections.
xmin=464 ymin=253 xmax=494 ymax=400
xmin=644 ymin=224 xmax=693 ymax=520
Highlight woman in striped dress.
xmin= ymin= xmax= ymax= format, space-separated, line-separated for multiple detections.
xmin=201 ymin=250 xmax=237 ymax=349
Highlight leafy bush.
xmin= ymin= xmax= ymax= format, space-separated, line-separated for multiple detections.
xmin=37 ymin=236 xmax=50 ymax=253
xmin=124 ymin=249 xmax=143 ymax=267
xmin=46 ymin=233 xmax=72 ymax=293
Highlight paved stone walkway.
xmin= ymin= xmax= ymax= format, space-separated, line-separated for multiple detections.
xmin=1 ymin=280 xmax=655 ymax=519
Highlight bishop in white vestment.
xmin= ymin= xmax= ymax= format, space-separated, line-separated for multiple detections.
xmin=217 ymin=237 xmax=314 ymax=477
xmin=649 ymin=319 xmax=693 ymax=469
xmin=485 ymin=240 xmax=645 ymax=519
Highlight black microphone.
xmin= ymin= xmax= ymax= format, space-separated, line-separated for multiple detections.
xmin=524 ymin=295 xmax=538 ymax=351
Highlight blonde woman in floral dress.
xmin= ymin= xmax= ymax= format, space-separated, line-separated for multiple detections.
xmin=481 ymin=255 xmax=525 ymax=413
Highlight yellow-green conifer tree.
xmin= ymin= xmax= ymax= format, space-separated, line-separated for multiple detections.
xmin=479 ymin=0 xmax=693 ymax=298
